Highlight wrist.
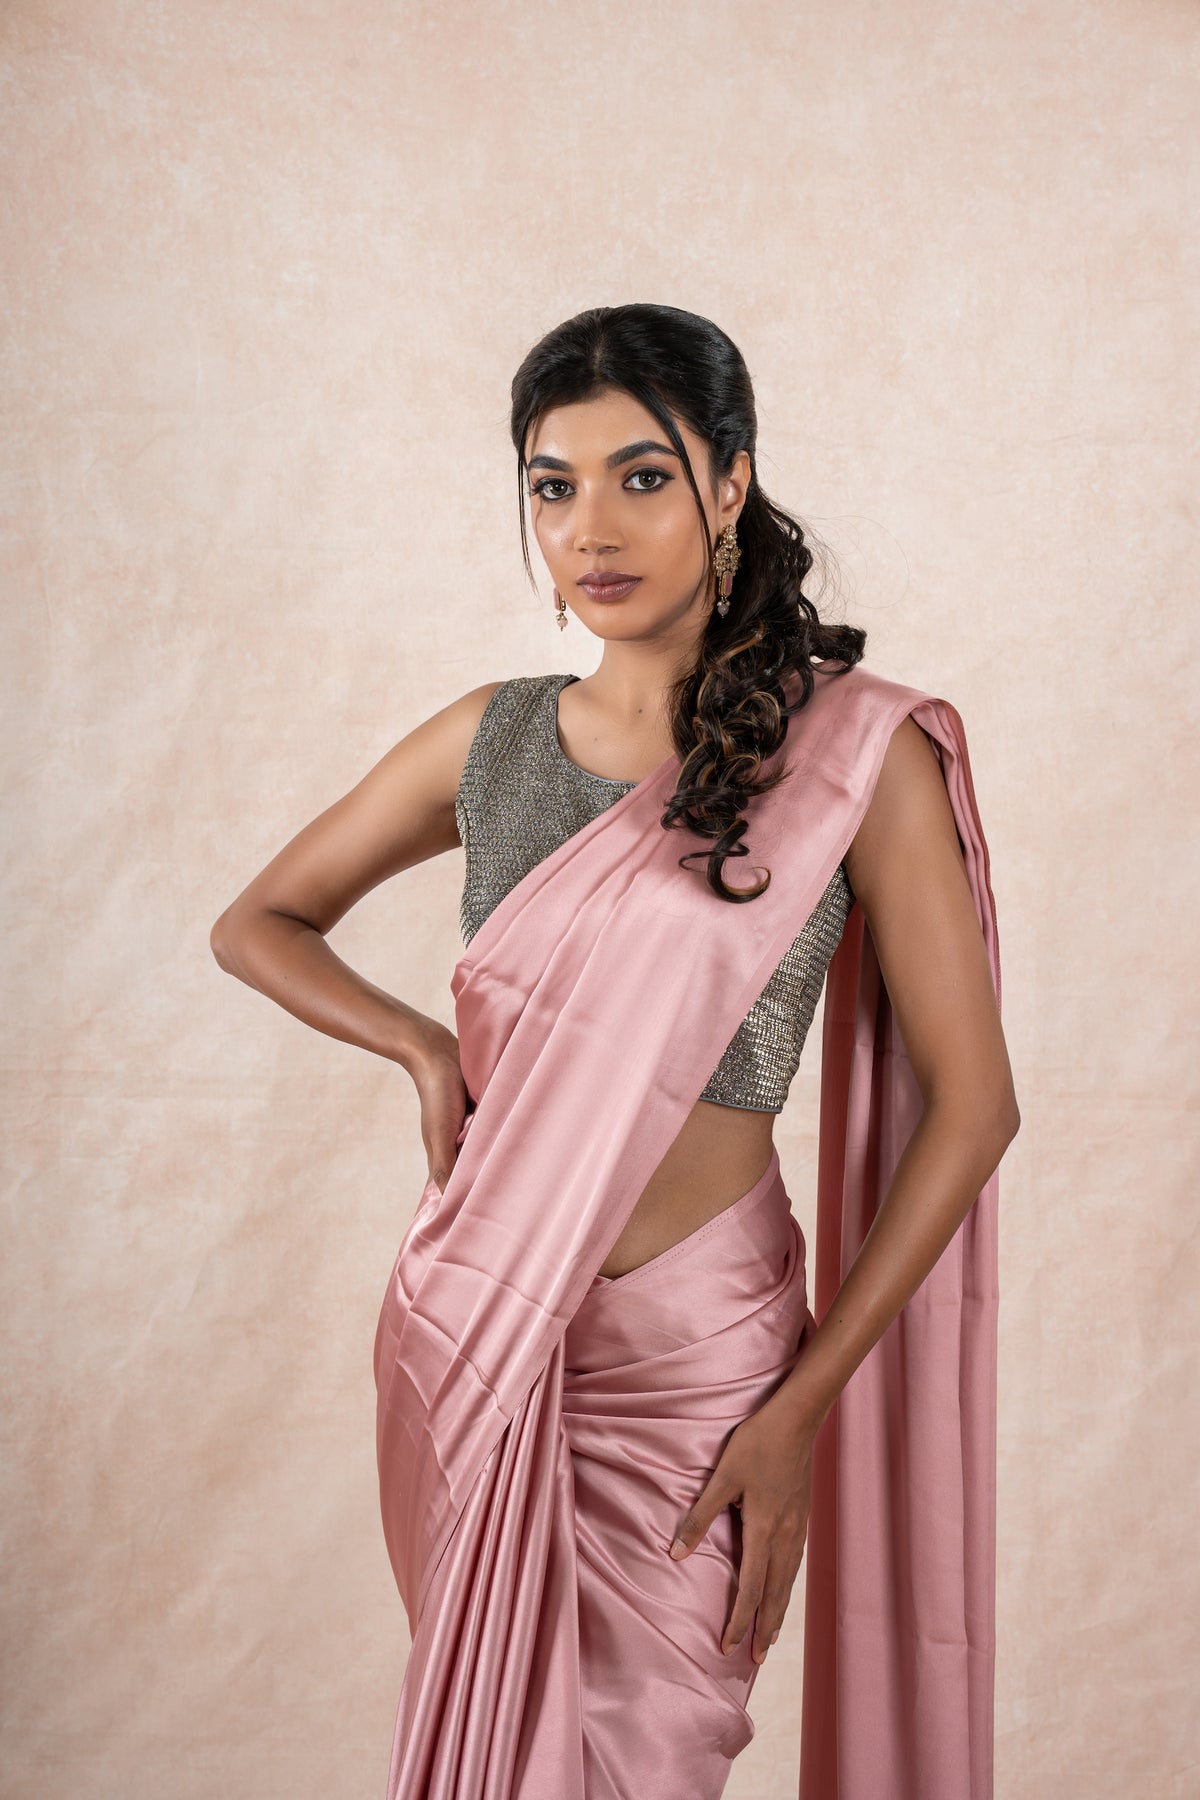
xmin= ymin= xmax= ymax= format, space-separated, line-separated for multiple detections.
xmin=771 ymin=1361 xmax=835 ymax=1441
xmin=387 ymin=1003 xmax=456 ymax=1079
xmin=777 ymin=1394 xmax=829 ymax=1444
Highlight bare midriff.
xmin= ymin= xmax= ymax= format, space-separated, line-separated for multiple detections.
xmin=594 ymin=1097 xmax=778 ymax=1280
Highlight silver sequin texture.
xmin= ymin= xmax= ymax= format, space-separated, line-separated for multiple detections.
xmin=455 ymin=674 xmax=856 ymax=1114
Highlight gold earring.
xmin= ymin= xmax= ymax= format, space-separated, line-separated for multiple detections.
xmin=713 ymin=524 xmax=741 ymax=618
xmin=553 ymin=587 xmax=568 ymax=630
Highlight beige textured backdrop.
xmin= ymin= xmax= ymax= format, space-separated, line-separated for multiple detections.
xmin=3 ymin=2 xmax=1196 ymax=1796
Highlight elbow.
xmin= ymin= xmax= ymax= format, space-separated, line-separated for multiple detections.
xmin=986 ymin=1088 xmax=1021 ymax=1169
xmin=997 ymin=1077 xmax=1021 ymax=1145
xmin=927 ymin=1078 xmax=1020 ymax=1163
xmin=209 ymin=910 xmax=239 ymax=974
xmin=996 ymin=1101 xmax=1021 ymax=1157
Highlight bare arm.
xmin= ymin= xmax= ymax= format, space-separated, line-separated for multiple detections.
xmin=772 ymin=713 xmax=1020 ymax=1432
xmin=209 ymin=678 xmax=505 ymax=1187
xmin=666 ymin=717 xmax=1019 ymax=1664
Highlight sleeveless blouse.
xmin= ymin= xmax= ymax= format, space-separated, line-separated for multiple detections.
xmin=454 ymin=674 xmax=855 ymax=1114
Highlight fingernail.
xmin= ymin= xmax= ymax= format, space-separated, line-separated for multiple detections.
xmin=770 ymin=1629 xmax=780 ymax=1644
xmin=753 ymin=1648 xmax=766 ymax=1664
xmin=669 ymin=1538 xmax=687 ymax=1560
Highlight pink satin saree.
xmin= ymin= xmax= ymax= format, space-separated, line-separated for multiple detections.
xmin=373 ymin=661 xmax=1002 ymax=1799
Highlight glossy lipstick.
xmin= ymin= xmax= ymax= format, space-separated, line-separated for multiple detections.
xmin=577 ymin=573 xmax=641 ymax=603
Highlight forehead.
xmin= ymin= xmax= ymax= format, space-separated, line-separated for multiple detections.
xmin=527 ymin=388 xmax=706 ymax=467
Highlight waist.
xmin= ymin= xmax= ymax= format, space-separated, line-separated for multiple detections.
xmin=575 ymin=1144 xmax=805 ymax=1356
xmin=596 ymin=1099 xmax=777 ymax=1280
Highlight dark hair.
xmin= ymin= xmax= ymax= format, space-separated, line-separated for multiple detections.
xmin=509 ymin=303 xmax=866 ymax=902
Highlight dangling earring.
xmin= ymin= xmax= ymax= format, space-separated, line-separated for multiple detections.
xmin=553 ymin=586 xmax=569 ymax=631
xmin=713 ymin=523 xmax=741 ymax=618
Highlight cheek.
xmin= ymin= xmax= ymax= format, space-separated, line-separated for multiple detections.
xmin=645 ymin=503 xmax=709 ymax=570
xmin=532 ymin=516 xmax=567 ymax=564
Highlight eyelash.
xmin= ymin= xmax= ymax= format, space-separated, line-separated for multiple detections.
xmin=528 ymin=467 xmax=673 ymax=502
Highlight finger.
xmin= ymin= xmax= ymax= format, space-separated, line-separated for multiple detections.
xmin=747 ymin=1520 xmax=808 ymax=1660
xmin=721 ymin=1537 xmax=771 ymax=1655
xmin=669 ymin=1482 xmax=737 ymax=1560
xmin=427 ymin=1129 xmax=462 ymax=1192
xmin=751 ymin=1573 xmax=796 ymax=1663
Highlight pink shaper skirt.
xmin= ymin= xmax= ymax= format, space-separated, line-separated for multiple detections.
xmin=559 ymin=1143 xmax=814 ymax=1798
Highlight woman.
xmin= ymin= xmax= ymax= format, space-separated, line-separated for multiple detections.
xmin=211 ymin=303 xmax=1019 ymax=1800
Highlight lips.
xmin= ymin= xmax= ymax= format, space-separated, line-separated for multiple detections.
xmin=577 ymin=574 xmax=642 ymax=601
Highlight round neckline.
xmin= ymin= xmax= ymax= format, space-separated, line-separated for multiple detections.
xmin=550 ymin=675 xmax=639 ymax=788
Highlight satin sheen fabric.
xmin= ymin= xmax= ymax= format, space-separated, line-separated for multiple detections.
xmin=373 ymin=661 xmax=1002 ymax=1798
xmin=376 ymin=1146 xmax=815 ymax=1799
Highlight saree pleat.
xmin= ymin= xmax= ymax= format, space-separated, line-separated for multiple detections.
xmin=374 ymin=662 xmax=1002 ymax=1799
xmin=375 ymin=1309 xmax=585 ymax=1798
xmin=563 ymin=1147 xmax=816 ymax=1798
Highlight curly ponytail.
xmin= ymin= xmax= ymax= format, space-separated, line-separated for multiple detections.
xmin=510 ymin=303 xmax=867 ymax=902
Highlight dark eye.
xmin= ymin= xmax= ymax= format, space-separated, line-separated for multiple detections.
xmin=527 ymin=467 xmax=673 ymax=503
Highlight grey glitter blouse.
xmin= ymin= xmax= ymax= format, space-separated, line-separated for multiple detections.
xmin=454 ymin=673 xmax=856 ymax=1115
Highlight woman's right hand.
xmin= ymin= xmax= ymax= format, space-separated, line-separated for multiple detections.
xmin=409 ymin=1018 xmax=471 ymax=1193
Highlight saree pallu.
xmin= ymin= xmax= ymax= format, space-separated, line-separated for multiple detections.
xmin=374 ymin=661 xmax=1003 ymax=1799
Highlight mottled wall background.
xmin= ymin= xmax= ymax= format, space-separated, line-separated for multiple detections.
xmin=3 ymin=1 xmax=1195 ymax=1795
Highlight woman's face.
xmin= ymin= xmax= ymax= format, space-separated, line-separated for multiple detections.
xmin=525 ymin=387 xmax=750 ymax=645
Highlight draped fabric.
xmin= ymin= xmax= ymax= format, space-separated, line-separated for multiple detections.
xmin=373 ymin=661 xmax=1002 ymax=1798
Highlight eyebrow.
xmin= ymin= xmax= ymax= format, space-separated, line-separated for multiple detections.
xmin=527 ymin=438 xmax=680 ymax=474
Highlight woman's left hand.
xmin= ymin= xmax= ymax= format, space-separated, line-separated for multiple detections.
xmin=667 ymin=1394 xmax=817 ymax=1663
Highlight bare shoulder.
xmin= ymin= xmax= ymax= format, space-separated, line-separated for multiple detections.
xmin=334 ymin=676 xmax=510 ymax=843
xmin=401 ymin=678 xmax=510 ymax=787
xmin=843 ymin=713 xmax=962 ymax=907
xmin=213 ymin=678 xmax=509 ymax=938
xmin=842 ymin=710 xmax=1016 ymax=1123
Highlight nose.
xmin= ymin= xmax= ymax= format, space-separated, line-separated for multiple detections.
xmin=575 ymin=533 xmax=621 ymax=557
xmin=569 ymin=490 xmax=622 ymax=554
xmin=573 ymin=523 xmax=622 ymax=556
